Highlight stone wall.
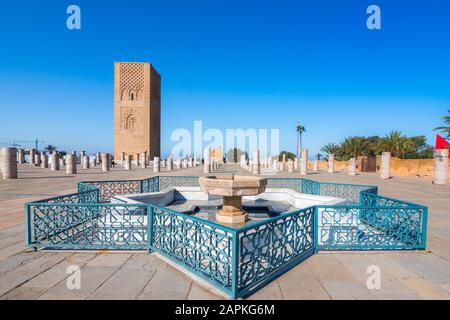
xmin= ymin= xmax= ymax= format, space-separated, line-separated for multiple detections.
xmin=389 ymin=158 xmax=450 ymax=178
xmin=308 ymin=158 xmax=450 ymax=178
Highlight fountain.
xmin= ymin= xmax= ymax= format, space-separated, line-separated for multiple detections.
xmin=198 ymin=174 xmax=268 ymax=224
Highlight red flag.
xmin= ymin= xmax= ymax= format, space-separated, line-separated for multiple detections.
xmin=436 ymin=134 xmax=450 ymax=150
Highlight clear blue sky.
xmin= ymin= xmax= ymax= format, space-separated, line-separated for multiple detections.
xmin=0 ymin=0 xmax=449 ymax=157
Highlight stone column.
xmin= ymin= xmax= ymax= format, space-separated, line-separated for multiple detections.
xmin=204 ymin=147 xmax=211 ymax=174
xmin=188 ymin=157 xmax=193 ymax=168
xmin=312 ymin=160 xmax=319 ymax=172
xmin=29 ymin=149 xmax=36 ymax=165
xmin=252 ymin=150 xmax=260 ymax=174
xmin=240 ymin=154 xmax=245 ymax=168
xmin=50 ymin=152 xmax=60 ymax=171
xmin=167 ymin=157 xmax=173 ymax=171
xmin=80 ymin=151 xmax=86 ymax=167
xmin=34 ymin=154 xmax=40 ymax=166
xmin=193 ymin=156 xmax=198 ymax=167
xmin=101 ymin=153 xmax=110 ymax=172
xmin=124 ymin=155 xmax=131 ymax=170
xmin=89 ymin=157 xmax=95 ymax=168
xmin=82 ymin=156 xmax=90 ymax=169
xmin=348 ymin=157 xmax=356 ymax=176
xmin=294 ymin=157 xmax=299 ymax=171
xmin=328 ymin=154 xmax=335 ymax=173
xmin=300 ymin=149 xmax=308 ymax=175
xmin=288 ymin=159 xmax=294 ymax=172
xmin=153 ymin=157 xmax=160 ymax=173
xmin=282 ymin=154 xmax=286 ymax=170
xmin=59 ymin=158 xmax=65 ymax=168
xmin=17 ymin=149 xmax=25 ymax=164
xmin=433 ymin=149 xmax=449 ymax=185
xmin=40 ymin=152 xmax=48 ymax=169
xmin=66 ymin=154 xmax=76 ymax=174
xmin=380 ymin=152 xmax=391 ymax=180
xmin=96 ymin=152 xmax=101 ymax=165
xmin=140 ymin=152 xmax=147 ymax=169
xmin=1 ymin=148 xmax=17 ymax=179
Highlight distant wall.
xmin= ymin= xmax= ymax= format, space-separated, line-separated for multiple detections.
xmin=308 ymin=157 xmax=450 ymax=178
xmin=389 ymin=157 xmax=450 ymax=178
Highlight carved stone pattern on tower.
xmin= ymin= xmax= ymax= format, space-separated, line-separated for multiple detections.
xmin=121 ymin=110 xmax=136 ymax=132
xmin=119 ymin=63 xmax=145 ymax=101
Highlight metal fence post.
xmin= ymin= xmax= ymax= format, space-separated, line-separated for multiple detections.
xmin=421 ymin=207 xmax=428 ymax=250
xmin=231 ymin=230 xmax=240 ymax=299
xmin=313 ymin=206 xmax=319 ymax=253
xmin=147 ymin=206 xmax=154 ymax=253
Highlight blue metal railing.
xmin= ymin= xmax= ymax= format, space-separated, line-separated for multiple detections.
xmin=25 ymin=175 xmax=427 ymax=299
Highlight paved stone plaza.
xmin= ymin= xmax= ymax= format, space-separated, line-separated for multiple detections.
xmin=0 ymin=164 xmax=449 ymax=300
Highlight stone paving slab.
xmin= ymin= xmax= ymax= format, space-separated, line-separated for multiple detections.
xmin=0 ymin=164 xmax=449 ymax=299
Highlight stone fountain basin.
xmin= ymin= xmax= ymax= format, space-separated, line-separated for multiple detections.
xmin=111 ymin=187 xmax=347 ymax=210
xmin=198 ymin=175 xmax=268 ymax=197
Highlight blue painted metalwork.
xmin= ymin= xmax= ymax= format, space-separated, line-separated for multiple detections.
xmin=236 ymin=207 xmax=315 ymax=297
xmin=149 ymin=205 xmax=236 ymax=296
xmin=266 ymin=178 xmax=301 ymax=192
xmin=158 ymin=176 xmax=200 ymax=190
xmin=316 ymin=204 xmax=426 ymax=250
xmin=300 ymin=178 xmax=320 ymax=195
xmin=25 ymin=175 xmax=428 ymax=299
xmin=26 ymin=203 xmax=148 ymax=250
xmin=141 ymin=177 xmax=159 ymax=193
xmin=77 ymin=180 xmax=142 ymax=202
xmin=319 ymin=182 xmax=377 ymax=204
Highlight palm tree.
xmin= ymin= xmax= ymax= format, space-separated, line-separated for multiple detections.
xmin=340 ymin=136 xmax=365 ymax=159
xmin=296 ymin=122 xmax=306 ymax=159
xmin=434 ymin=110 xmax=450 ymax=138
xmin=44 ymin=144 xmax=57 ymax=152
xmin=321 ymin=143 xmax=340 ymax=158
xmin=380 ymin=131 xmax=409 ymax=158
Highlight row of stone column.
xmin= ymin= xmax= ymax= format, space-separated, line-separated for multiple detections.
xmin=203 ymin=147 xmax=220 ymax=174
xmin=0 ymin=148 xmax=113 ymax=179
xmin=240 ymin=149 xmax=310 ymax=175
xmin=150 ymin=155 xmax=200 ymax=173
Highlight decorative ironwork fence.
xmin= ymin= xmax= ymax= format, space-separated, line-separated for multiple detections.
xmin=25 ymin=175 xmax=427 ymax=299
xmin=236 ymin=207 xmax=315 ymax=297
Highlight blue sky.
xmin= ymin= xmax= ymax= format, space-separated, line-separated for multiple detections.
xmin=0 ymin=0 xmax=449 ymax=157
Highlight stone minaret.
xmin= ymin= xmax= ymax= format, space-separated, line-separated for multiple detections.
xmin=114 ymin=62 xmax=161 ymax=162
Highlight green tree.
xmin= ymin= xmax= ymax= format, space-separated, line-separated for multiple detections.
xmin=339 ymin=136 xmax=365 ymax=160
xmin=44 ymin=144 xmax=57 ymax=152
xmin=321 ymin=143 xmax=340 ymax=158
xmin=278 ymin=151 xmax=296 ymax=161
xmin=434 ymin=110 xmax=450 ymax=138
xmin=296 ymin=122 xmax=306 ymax=158
xmin=379 ymin=131 xmax=410 ymax=158
xmin=226 ymin=148 xmax=247 ymax=163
